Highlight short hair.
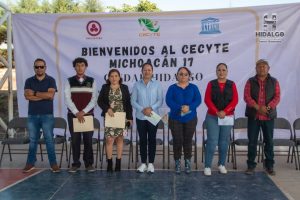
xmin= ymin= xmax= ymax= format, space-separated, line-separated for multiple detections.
xmin=141 ymin=62 xmax=153 ymax=71
xmin=73 ymin=57 xmax=88 ymax=67
xmin=106 ymin=69 xmax=123 ymax=84
xmin=177 ymin=66 xmax=191 ymax=76
xmin=216 ymin=63 xmax=228 ymax=70
xmin=34 ymin=58 xmax=46 ymax=66
xmin=256 ymin=59 xmax=269 ymax=67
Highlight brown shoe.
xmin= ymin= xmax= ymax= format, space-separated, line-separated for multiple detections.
xmin=266 ymin=168 xmax=276 ymax=176
xmin=23 ymin=164 xmax=35 ymax=173
xmin=245 ymin=168 xmax=255 ymax=175
xmin=51 ymin=164 xmax=60 ymax=173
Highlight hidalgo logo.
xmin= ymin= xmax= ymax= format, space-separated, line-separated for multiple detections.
xmin=138 ymin=18 xmax=160 ymax=37
xmin=86 ymin=20 xmax=101 ymax=37
xmin=256 ymin=13 xmax=285 ymax=42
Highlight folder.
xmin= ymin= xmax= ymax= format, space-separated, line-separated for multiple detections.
xmin=218 ymin=115 xmax=234 ymax=126
xmin=144 ymin=111 xmax=162 ymax=126
xmin=105 ymin=112 xmax=126 ymax=128
xmin=73 ymin=115 xmax=94 ymax=132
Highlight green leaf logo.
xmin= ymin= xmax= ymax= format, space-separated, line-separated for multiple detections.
xmin=138 ymin=18 xmax=160 ymax=33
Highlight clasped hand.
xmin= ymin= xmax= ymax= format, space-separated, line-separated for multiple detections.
xmin=142 ymin=107 xmax=152 ymax=117
xmin=76 ymin=111 xmax=86 ymax=123
xmin=181 ymin=105 xmax=190 ymax=114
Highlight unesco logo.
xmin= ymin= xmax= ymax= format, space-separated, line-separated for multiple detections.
xmin=200 ymin=17 xmax=221 ymax=34
xmin=86 ymin=21 xmax=101 ymax=36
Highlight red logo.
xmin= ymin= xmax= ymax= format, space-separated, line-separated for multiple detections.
xmin=86 ymin=21 xmax=101 ymax=36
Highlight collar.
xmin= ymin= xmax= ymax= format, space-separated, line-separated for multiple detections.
xmin=139 ymin=78 xmax=154 ymax=84
xmin=76 ymin=75 xmax=86 ymax=80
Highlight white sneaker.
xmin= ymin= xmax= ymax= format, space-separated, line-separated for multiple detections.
xmin=218 ymin=165 xmax=227 ymax=174
xmin=147 ymin=163 xmax=155 ymax=173
xmin=137 ymin=163 xmax=147 ymax=173
xmin=204 ymin=167 xmax=212 ymax=176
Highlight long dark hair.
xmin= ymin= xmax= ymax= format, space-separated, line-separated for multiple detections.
xmin=106 ymin=69 xmax=123 ymax=84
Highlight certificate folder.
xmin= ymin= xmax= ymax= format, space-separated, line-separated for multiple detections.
xmin=73 ymin=115 xmax=94 ymax=132
xmin=218 ymin=115 xmax=234 ymax=126
xmin=105 ymin=112 xmax=126 ymax=128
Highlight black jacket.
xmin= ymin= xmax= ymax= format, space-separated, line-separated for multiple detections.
xmin=97 ymin=84 xmax=133 ymax=120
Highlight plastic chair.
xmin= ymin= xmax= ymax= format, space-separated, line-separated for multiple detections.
xmin=271 ymin=117 xmax=298 ymax=170
xmin=292 ymin=118 xmax=300 ymax=169
xmin=0 ymin=117 xmax=29 ymax=166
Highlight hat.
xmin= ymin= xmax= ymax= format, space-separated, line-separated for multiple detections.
xmin=256 ymin=59 xmax=269 ymax=66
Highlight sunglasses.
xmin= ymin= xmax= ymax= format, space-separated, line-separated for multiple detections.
xmin=178 ymin=73 xmax=189 ymax=76
xmin=34 ymin=65 xmax=45 ymax=69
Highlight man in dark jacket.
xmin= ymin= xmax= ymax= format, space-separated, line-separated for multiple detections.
xmin=244 ymin=59 xmax=280 ymax=175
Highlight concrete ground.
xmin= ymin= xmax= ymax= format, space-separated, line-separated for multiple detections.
xmin=0 ymin=144 xmax=299 ymax=200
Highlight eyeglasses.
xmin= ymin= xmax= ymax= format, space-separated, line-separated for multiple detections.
xmin=178 ymin=73 xmax=189 ymax=77
xmin=34 ymin=65 xmax=45 ymax=69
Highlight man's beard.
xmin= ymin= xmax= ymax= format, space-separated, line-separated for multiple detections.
xmin=36 ymin=73 xmax=44 ymax=77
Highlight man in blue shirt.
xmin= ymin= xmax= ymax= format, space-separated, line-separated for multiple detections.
xmin=131 ymin=63 xmax=163 ymax=173
xmin=23 ymin=58 xmax=59 ymax=173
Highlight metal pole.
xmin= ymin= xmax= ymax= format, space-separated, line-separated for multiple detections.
xmin=0 ymin=2 xmax=12 ymax=131
xmin=7 ymin=11 xmax=13 ymax=121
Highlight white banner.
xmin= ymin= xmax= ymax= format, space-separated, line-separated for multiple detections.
xmin=12 ymin=3 xmax=300 ymax=129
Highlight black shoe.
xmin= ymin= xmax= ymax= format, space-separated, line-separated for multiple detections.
xmin=266 ymin=168 xmax=276 ymax=176
xmin=86 ymin=165 xmax=96 ymax=173
xmin=107 ymin=159 xmax=113 ymax=172
xmin=68 ymin=166 xmax=79 ymax=173
xmin=115 ymin=158 xmax=121 ymax=172
xmin=245 ymin=168 xmax=255 ymax=175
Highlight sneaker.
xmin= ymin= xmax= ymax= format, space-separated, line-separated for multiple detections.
xmin=204 ymin=167 xmax=211 ymax=176
xmin=23 ymin=164 xmax=35 ymax=173
xmin=147 ymin=163 xmax=155 ymax=173
xmin=86 ymin=165 xmax=96 ymax=173
xmin=245 ymin=168 xmax=255 ymax=175
xmin=218 ymin=165 xmax=227 ymax=174
xmin=51 ymin=164 xmax=60 ymax=173
xmin=175 ymin=160 xmax=181 ymax=174
xmin=137 ymin=163 xmax=147 ymax=173
xmin=68 ymin=166 xmax=79 ymax=173
xmin=185 ymin=159 xmax=191 ymax=174
xmin=265 ymin=168 xmax=276 ymax=176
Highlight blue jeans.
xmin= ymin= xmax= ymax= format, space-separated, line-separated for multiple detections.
xmin=26 ymin=114 xmax=57 ymax=166
xmin=204 ymin=114 xmax=232 ymax=168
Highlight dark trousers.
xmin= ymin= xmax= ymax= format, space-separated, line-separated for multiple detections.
xmin=136 ymin=118 xmax=158 ymax=163
xmin=168 ymin=117 xmax=197 ymax=160
xmin=68 ymin=113 xmax=94 ymax=168
xmin=247 ymin=118 xmax=274 ymax=169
